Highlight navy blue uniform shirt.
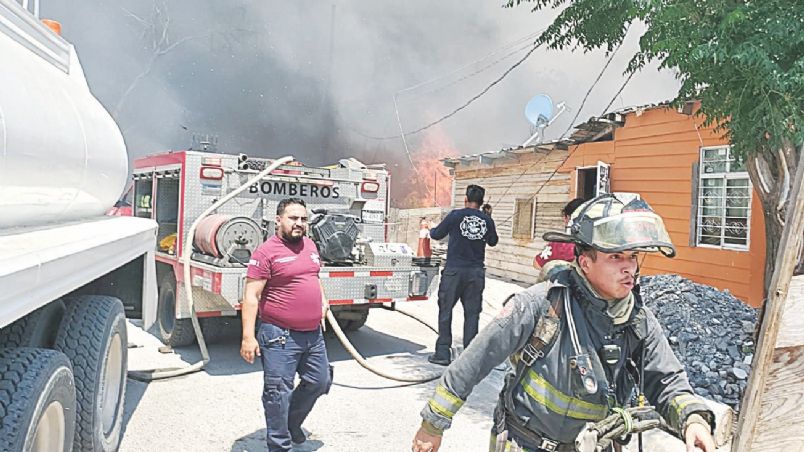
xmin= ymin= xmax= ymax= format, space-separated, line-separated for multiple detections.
xmin=430 ymin=208 xmax=498 ymax=268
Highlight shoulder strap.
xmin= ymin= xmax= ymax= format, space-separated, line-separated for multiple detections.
xmin=500 ymin=287 xmax=565 ymax=425
xmin=518 ymin=289 xmax=564 ymax=367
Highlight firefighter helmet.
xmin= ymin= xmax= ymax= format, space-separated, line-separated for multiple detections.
xmin=542 ymin=194 xmax=676 ymax=258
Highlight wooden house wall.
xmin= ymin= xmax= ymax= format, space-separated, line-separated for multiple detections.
xmin=560 ymin=107 xmax=766 ymax=306
xmin=451 ymin=149 xmax=571 ymax=284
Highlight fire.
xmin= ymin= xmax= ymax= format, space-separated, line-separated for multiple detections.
xmin=394 ymin=127 xmax=457 ymax=208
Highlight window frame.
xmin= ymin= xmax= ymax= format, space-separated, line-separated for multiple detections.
xmin=695 ymin=145 xmax=752 ymax=251
xmin=512 ymin=198 xmax=536 ymax=240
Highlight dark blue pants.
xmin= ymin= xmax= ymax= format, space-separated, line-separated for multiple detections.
xmin=257 ymin=322 xmax=331 ymax=452
xmin=434 ymin=267 xmax=486 ymax=359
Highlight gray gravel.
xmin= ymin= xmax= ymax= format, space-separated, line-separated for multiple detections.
xmin=640 ymin=274 xmax=758 ymax=412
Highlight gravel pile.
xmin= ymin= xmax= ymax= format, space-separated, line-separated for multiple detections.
xmin=640 ymin=274 xmax=759 ymax=412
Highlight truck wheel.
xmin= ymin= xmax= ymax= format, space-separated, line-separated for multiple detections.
xmin=0 ymin=300 xmax=65 ymax=348
xmin=0 ymin=348 xmax=76 ymax=452
xmin=333 ymin=306 xmax=370 ymax=332
xmin=200 ymin=316 xmax=238 ymax=344
xmin=54 ymin=296 xmax=127 ymax=452
xmin=157 ymin=274 xmax=196 ymax=347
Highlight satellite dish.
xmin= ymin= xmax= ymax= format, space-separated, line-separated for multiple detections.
xmin=525 ymin=94 xmax=554 ymax=126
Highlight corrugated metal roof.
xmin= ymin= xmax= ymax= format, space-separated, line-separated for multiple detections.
xmin=443 ymin=100 xmax=687 ymax=167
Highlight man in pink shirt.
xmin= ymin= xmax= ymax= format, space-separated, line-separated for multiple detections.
xmin=240 ymin=198 xmax=330 ymax=452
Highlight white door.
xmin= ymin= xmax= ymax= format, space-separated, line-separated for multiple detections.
xmin=596 ymin=161 xmax=610 ymax=196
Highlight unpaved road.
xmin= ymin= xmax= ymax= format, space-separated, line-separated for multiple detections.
xmin=120 ymin=277 xmax=723 ymax=451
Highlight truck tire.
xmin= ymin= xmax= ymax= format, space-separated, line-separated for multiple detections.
xmin=200 ymin=316 xmax=238 ymax=344
xmin=0 ymin=300 xmax=66 ymax=348
xmin=54 ymin=296 xmax=127 ymax=452
xmin=333 ymin=306 xmax=370 ymax=332
xmin=156 ymin=274 xmax=196 ymax=347
xmin=0 ymin=348 xmax=76 ymax=452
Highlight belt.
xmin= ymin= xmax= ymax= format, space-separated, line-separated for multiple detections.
xmin=494 ymin=403 xmax=573 ymax=452
xmin=504 ymin=415 xmax=573 ymax=452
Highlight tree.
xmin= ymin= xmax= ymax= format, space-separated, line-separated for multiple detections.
xmin=507 ymin=0 xmax=804 ymax=295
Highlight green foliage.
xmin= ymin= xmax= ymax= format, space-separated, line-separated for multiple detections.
xmin=507 ymin=0 xmax=804 ymax=159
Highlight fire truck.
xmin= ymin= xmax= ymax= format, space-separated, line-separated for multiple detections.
xmin=131 ymin=148 xmax=441 ymax=346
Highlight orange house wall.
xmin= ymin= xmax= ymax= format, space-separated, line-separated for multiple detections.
xmin=560 ymin=107 xmax=766 ymax=307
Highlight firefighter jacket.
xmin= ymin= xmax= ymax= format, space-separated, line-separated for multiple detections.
xmin=420 ymin=268 xmax=714 ymax=445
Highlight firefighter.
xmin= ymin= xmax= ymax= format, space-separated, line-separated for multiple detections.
xmin=412 ymin=194 xmax=716 ymax=452
xmin=427 ymin=184 xmax=499 ymax=366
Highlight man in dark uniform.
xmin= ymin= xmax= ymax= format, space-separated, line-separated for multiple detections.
xmin=428 ymin=184 xmax=498 ymax=366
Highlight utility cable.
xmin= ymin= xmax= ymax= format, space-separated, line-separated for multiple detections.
xmin=397 ymin=44 xmax=540 ymax=139
xmin=409 ymin=40 xmax=537 ymax=101
xmin=392 ymin=43 xmax=541 ymax=204
xmin=355 ymin=40 xmax=543 ymax=142
xmin=558 ymin=34 xmax=628 ymax=140
xmin=491 ymin=66 xmax=637 ymax=228
xmin=394 ymin=93 xmax=436 ymax=202
xmin=397 ymin=29 xmax=544 ymax=97
xmin=601 ymin=71 xmax=635 ymax=114
xmin=348 ymin=29 xmax=546 ymax=141
xmin=464 ymin=42 xmax=632 ymax=206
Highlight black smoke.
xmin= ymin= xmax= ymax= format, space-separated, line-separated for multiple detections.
xmin=42 ymin=1 xmax=679 ymax=182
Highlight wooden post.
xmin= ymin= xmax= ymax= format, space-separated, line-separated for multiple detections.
xmin=732 ymin=150 xmax=804 ymax=451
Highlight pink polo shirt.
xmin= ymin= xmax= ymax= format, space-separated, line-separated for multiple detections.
xmin=247 ymin=235 xmax=322 ymax=331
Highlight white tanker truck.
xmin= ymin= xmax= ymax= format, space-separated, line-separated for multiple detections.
xmin=0 ymin=1 xmax=157 ymax=451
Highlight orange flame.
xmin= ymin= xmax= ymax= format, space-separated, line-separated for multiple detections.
xmin=395 ymin=127 xmax=457 ymax=208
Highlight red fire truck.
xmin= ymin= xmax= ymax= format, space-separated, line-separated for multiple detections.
xmin=131 ymin=149 xmax=440 ymax=346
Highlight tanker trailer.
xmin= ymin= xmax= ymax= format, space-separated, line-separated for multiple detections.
xmin=0 ymin=2 xmax=157 ymax=451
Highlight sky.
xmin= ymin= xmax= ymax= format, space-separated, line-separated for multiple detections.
xmin=41 ymin=0 xmax=681 ymax=205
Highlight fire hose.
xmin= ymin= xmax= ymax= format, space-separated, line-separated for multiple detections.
xmin=324 ymin=304 xmax=444 ymax=385
xmin=128 ymin=156 xmax=294 ymax=382
xmin=574 ymin=406 xmax=674 ymax=452
xmin=128 ymin=154 xmax=445 ymax=384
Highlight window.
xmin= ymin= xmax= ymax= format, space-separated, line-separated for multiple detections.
xmin=513 ymin=198 xmax=535 ymax=239
xmin=696 ymin=146 xmax=751 ymax=250
xmin=133 ymin=176 xmax=153 ymax=219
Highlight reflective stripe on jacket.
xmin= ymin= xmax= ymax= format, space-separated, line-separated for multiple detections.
xmin=420 ymin=268 xmax=714 ymax=443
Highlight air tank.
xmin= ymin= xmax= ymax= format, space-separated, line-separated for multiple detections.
xmin=0 ymin=7 xmax=128 ymax=228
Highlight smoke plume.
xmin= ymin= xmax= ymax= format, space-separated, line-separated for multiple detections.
xmin=42 ymin=1 xmax=680 ymax=207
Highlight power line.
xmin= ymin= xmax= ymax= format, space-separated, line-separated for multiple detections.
xmin=600 ymin=71 xmax=634 ymax=114
xmin=347 ymin=41 xmax=535 ymax=142
xmin=350 ymin=33 xmax=546 ymax=141
xmin=397 ymin=29 xmax=543 ymax=96
xmin=486 ymin=46 xmax=631 ymax=209
xmin=399 ymin=44 xmax=541 ymax=138
xmin=405 ymin=40 xmax=536 ymax=101
xmin=393 ymin=43 xmax=541 ymax=201
xmin=558 ymin=36 xmax=628 ymax=140
xmin=491 ymin=67 xmax=637 ymax=228
xmin=393 ymin=93 xmax=436 ymax=202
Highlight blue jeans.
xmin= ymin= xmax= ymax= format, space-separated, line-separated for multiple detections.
xmin=257 ymin=322 xmax=331 ymax=452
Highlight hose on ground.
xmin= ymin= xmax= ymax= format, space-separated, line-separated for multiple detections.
xmin=326 ymin=306 xmax=443 ymax=384
xmin=128 ymin=156 xmax=294 ymax=382
xmin=380 ymin=304 xmax=438 ymax=334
